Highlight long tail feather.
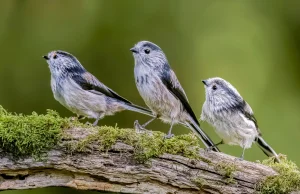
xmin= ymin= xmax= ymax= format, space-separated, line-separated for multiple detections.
xmin=186 ymin=121 xmax=220 ymax=152
xmin=124 ymin=103 xmax=154 ymax=117
xmin=256 ymin=136 xmax=280 ymax=163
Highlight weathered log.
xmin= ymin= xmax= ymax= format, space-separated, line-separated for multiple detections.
xmin=0 ymin=127 xmax=296 ymax=194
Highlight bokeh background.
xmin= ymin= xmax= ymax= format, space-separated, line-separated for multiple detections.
xmin=1 ymin=0 xmax=300 ymax=193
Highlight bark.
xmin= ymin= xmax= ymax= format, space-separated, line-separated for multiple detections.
xmin=0 ymin=127 xmax=282 ymax=194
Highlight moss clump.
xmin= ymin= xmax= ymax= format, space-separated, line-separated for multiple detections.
xmin=198 ymin=156 xmax=212 ymax=164
xmin=0 ymin=106 xmax=70 ymax=158
xmin=193 ymin=177 xmax=208 ymax=189
xmin=160 ymin=133 xmax=202 ymax=158
xmin=215 ymin=162 xmax=237 ymax=184
xmin=75 ymin=126 xmax=202 ymax=162
xmin=0 ymin=105 xmax=202 ymax=162
xmin=257 ymin=155 xmax=300 ymax=194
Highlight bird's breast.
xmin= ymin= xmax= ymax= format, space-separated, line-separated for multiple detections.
xmin=134 ymin=66 xmax=182 ymax=120
xmin=51 ymin=76 xmax=64 ymax=102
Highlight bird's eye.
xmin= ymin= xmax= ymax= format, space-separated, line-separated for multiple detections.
xmin=144 ymin=49 xmax=150 ymax=54
xmin=212 ymin=85 xmax=217 ymax=90
xmin=53 ymin=54 xmax=58 ymax=59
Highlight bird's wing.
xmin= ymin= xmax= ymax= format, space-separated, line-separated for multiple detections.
xmin=71 ymin=72 xmax=132 ymax=104
xmin=160 ymin=68 xmax=200 ymax=125
xmin=241 ymin=101 xmax=261 ymax=135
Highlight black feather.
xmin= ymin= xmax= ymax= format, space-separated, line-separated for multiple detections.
xmin=142 ymin=42 xmax=161 ymax=51
xmin=71 ymin=74 xmax=132 ymax=104
xmin=160 ymin=64 xmax=200 ymax=126
xmin=226 ymin=99 xmax=259 ymax=134
xmin=243 ymin=109 xmax=258 ymax=128
xmin=218 ymin=82 xmax=259 ymax=130
xmin=66 ymin=65 xmax=86 ymax=74
xmin=234 ymin=100 xmax=258 ymax=128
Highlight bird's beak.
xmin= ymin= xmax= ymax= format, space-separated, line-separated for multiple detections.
xmin=43 ymin=55 xmax=49 ymax=60
xmin=202 ymin=80 xmax=208 ymax=86
xmin=130 ymin=47 xmax=138 ymax=53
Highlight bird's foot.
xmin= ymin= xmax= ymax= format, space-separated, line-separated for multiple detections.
xmin=134 ymin=120 xmax=152 ymax=135
xmin=85 ymin=121 xmax=93 ymax=126
xmin=235 ymin=156 xmax=244 ymax=161
xmin=70 ymin=117 xmax=77 ymax=121
xmin=71 ymin=115 xmax=85 ymax=122
xmin=205 ymin=146 xmax=214 ymax=152
xmin=164 ymin=133 xmax=174 ymax=139
xmin=134 ymin=120 xmax=145 ymax=133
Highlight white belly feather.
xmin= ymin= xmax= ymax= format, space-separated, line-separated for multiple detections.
xmin=201 ymin=104 xmax=258 ymax=149
xmin=51 ymin=77 xmax=123 ymax=119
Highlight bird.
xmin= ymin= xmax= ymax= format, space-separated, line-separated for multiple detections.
xmin=130 ymin=41 xmax=220 ymax=152
xmin=201 ymin=77 xmax=280 ymax=162
xmin=43 ymin=50 xmax=153 ymax=126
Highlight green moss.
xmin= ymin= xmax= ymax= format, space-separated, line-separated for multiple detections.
xmin=198 ymin=156 xmax=212 ymax=164
xmin=74 ymin=126 xmax=202 ymax=162
xmin=257 ymin=155 xmax=300 ymax=194
xmin=193 ymin=177 xmax=207 ymax=189
xmin=161 ymin=134 xmax=201 ymax=157
xmin=0 ymin=106 xmax=70 ymax=158
xmin=215 ymin=162 xmax=237 ymax=184
xmin=0 ymin=106 xmax=203 ymax=163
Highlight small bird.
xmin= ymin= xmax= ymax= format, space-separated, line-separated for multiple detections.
xmin=130 ymin=41 xmax=219 ymax=152
xmin=43 ymin=50 xmax=153 ymax=126
xmin=201 ymin=77 xmax=280 ymax=162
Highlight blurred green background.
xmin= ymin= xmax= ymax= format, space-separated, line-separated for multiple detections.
xmin=1 ymin=0 xmax=300 ymax=193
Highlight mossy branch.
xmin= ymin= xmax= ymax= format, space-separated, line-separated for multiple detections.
xmin=0 ymin=106 xmax=299 ymax=194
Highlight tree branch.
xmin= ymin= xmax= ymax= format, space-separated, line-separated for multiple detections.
xmin=0 ymin=127 xmax=292 ymax=194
